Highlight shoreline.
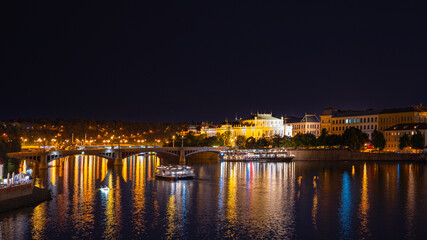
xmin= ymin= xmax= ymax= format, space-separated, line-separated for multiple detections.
xmin=288 ymin=149 xmax=426 ymax=161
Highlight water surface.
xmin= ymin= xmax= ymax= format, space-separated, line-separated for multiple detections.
xmin=1 ymin=156 xmax=426 ymax=239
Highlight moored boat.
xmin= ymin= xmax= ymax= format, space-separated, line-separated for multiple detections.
xmin=219 ymin=148 xmax=294 ymax=162
xmin=155 ymin=165 xmax=195 ymax=180
xmin=100 ymin=185 xmax=110 ymax=193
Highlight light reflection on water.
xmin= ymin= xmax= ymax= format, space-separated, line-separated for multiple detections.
xmin=339 ymin=171 xmax=352 ymax=238
xmin=358 ymin=163 xmax=370 ymax=239
xmin=1 ymin=158 xmax=427 ymax=239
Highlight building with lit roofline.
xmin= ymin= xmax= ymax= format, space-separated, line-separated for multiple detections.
xmin=201 ymin=113 xmax=286 ymax=139
xmin=320 ymin=108 xmax=380 ymax=139
xmin=321 ymin=104 xmax=427 ymax=146
xmin=383 ymin=123 xmax=427 ymax=152
xmin=378 ymin=105 xmax=427 ymax=131
xmin=284 ymin=114 xmax=321 ymax=137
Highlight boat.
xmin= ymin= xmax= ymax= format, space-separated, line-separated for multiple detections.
xmin=100 ymin=185 xmax=110 ymax=192
xmin=155 ymin=165 xmax=195 ymax=180
xmin=219 ymin=148 xmax=294 ymax=162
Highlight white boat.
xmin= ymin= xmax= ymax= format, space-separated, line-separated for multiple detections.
xmin=100 ymin=185 xmax=110 ymax=192
xmin=219 ymin=148 xmax=295 ymax=162
xmin=155 ymin=165 xmax=195 ymax=180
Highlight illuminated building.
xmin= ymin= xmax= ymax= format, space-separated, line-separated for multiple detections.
xmin=320 ymin=108 xmax=380 ymax=139
xmin=284 ymin=114 xmax=321 ymax=137
xmin=321 ymin=105 xmax=427 ymax=144
xmin=201 ymin=113 xmax=286 ymax=139
xmin=378 ymin=105 xmax=427 ymax=131
xmin=383 ymin=123 xmax=427 ymax=152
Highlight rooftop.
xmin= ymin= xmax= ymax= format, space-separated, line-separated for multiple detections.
xmin=283 ymin=116 xmax=302 ymax=124
xmin=243 ymin=113 xmax=281 ymax=121
xmin=380 ymin=105 xmax=427 ymax=114
xmin=384 ymin=123 xmax=427 ymax=131
xmin=301 ymin=114 xmax=320 ymax=123
xmin=333 ymin=109 xmax=381 ymax=118
xmin=284 ymin=114 xmax=320 ymax=123
xmin=323 ymin=105 xmax=426 ymax=118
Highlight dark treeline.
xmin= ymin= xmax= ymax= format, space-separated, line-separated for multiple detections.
xmin=165 ymin=127 xmax=401 ymax=151
xmin=398 ymin=130 xmax=425 ymax=152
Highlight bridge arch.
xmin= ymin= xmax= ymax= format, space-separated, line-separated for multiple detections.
xmin=120 ymin=150 xmax=180 ymax=159
xmin=46 ymin=153 xmax=115 ymax=163
xmin=185 ymin=149 xmax=221 ymax=157
xmin=17 ymin=157 xmax=41 ymax=164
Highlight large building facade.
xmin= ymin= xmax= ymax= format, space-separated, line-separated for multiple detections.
xmin=285 ymin=114 xmax=321 ymax=137
xmin=320 ymin=108 xmax=380 ymax=139
xmin=378 ymin=106 xmax=427 ymax=131
xmin=201 ymin=113 xmax=286 ymax=139
xmin=383 ymin=123 xmax=427 ymax=152
xmin=321 ymin=105 xmax=427 ymax=150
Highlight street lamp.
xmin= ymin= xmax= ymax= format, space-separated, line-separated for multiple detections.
xmin=172 ymin=136 xmax=175 ymax=147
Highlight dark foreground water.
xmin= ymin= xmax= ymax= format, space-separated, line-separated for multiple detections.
xmin=1 ymin=156 xmax=427 ymax=239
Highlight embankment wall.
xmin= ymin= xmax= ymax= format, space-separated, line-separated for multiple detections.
xmin=288 ymin=149 xmax=424 ymax=161
xmin=0 ymin=182 xmax=33 ymax=201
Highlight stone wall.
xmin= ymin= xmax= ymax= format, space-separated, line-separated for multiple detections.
xmin=0 ymin=186 xmax=51 ymax=213
xmin=0 ymin=182 xmax=34 ymax=201
xmin=288 ymin=149 xmax=424 ymax=161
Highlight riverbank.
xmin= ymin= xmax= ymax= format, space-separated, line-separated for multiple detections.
xmin=288 ymin=149 xmax=426 ymax=161
xmin=0 ymin=187 xmax=52 ymax=214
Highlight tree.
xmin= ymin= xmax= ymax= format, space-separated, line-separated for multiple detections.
xmin=221 ymin=131 xmax=232 ymax=147
xmin=325 ymin=134 xmax=343 ymax=147
xmin=245 ymin=137 xmax=257 ymax=149
xmin=204 ymin=136 xmax=224 ymax=147
xmin=291 ymin=133 xmax=317 ymax=148
xmin=342 ymin=127 xmax=369 ymax=150
xmin=317 ymin=128 xmax=328 ymax=146
xmin=235 ymin=135 xmax=246 ymax=148
xmin=410 ymin=130 xmax=425 ymax=152
xmin=372 ymin=130 xmax=386 ymax=151
xmin=256 ymin=137 xmax=271 ymax=148
xmin=399 ymin=133 xmax=410 ymax=150
xmin=272 ymin=135 xmax=283 ymax=148
xmin=282 ymin=136 xmax=292 ymax=147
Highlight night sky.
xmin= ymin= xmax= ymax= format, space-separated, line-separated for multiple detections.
xmin=2 ymin=1 xmax=426 ymax=122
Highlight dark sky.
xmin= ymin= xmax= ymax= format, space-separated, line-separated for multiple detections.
xmin=1 ymin=1 xmax=426 ymax=122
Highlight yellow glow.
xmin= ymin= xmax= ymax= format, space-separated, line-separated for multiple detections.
xmin=166 ymin=195 xmax=178 ymax=237
xmin=122 ymin=157 xmax=128 ymax=183
xmin=29 ymin=202 xmax=48 ymax=240
xmin=312 ymin=176 xmax=319 ymax=229
xmin=358 ymin=163 xmax=370 ymax=236
xmin=226 ymin=164 xmax=237 ymax=225
xmin=50 ymin=165 xmax=57 ymax=186
xmin=406 ymin=164 xmax=415 ymax=236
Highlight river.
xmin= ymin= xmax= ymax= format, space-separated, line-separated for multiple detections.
xmin=1 ymin=155 xmax=426 ymax=239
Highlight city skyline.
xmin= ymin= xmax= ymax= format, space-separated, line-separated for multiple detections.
xmin=1 ymin=1 xmax=427 ymax=239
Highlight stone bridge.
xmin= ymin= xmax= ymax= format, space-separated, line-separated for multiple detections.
xmin=7 ymin=147 xmax=227 ymax=169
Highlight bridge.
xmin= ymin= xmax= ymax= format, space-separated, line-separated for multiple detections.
xmin=7 ymin=147 xmax=227 ymax=169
